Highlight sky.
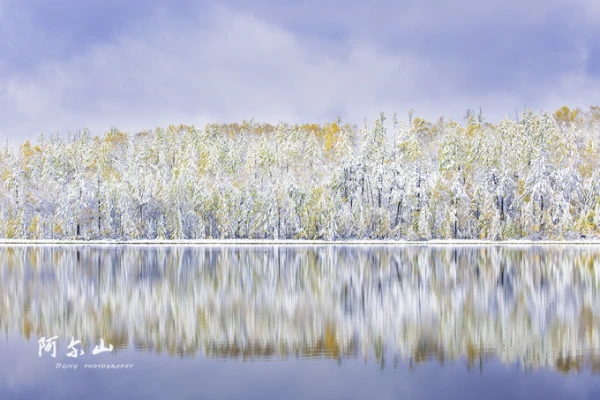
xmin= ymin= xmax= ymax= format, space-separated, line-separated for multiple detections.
xmin=0 ymin=0 xmax=599 ymax=145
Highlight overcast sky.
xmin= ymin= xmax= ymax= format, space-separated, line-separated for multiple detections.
xmin=1 ymin=0 xmax=599 ymax=144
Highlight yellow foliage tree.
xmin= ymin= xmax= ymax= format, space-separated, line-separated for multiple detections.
xmin=323 ymin=122 xmax=341 ymax=157
xmin=553 ymin=106 xmax=580 ymax=126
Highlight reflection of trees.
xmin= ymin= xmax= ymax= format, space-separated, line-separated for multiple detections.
xmin=1 ymin=246 xmax=599 ymax=371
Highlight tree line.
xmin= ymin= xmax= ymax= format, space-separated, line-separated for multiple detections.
xmin=1 ymin=106 xmax=600 ymax=240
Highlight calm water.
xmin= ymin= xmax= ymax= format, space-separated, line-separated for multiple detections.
xmin=1 ymin=245 xmax=600 ymax=399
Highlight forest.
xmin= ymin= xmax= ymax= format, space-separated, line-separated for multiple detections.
xmin=1 ymin=105 xmax=600 ymax=240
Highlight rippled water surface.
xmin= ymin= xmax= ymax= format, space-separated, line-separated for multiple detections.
xmin=1 ymin=245 xmax=600 ymax=399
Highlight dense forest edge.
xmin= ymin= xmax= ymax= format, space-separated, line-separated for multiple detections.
xmin=2 ymin=105 xmax=600 ymax=241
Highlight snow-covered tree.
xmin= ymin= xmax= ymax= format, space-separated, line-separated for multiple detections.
xmin=1 ymin=106 xmax=600 ymax=240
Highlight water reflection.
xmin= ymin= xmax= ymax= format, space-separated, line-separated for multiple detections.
xmin=1 ymin=246 xmax=599 ymax=373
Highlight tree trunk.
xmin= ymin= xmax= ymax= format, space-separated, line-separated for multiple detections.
xmin=395 ymin=200 xmax=402 ymax=227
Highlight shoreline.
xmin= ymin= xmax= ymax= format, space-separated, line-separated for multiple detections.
xmin=1 ymin=239 xmax=600 ymax=246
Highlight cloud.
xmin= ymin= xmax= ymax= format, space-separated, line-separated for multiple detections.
xmin=0 ymin=0 xmax=599 ymax=146
xmin=0 ymin=4 xmax=431 ymax=143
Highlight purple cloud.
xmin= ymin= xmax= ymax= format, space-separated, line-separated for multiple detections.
xmin=0 ymin=0 xmax=598 ymax=144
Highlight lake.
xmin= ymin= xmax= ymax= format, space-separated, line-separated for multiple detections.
xmin=1 ymin=245 xmax=599 ymax=399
